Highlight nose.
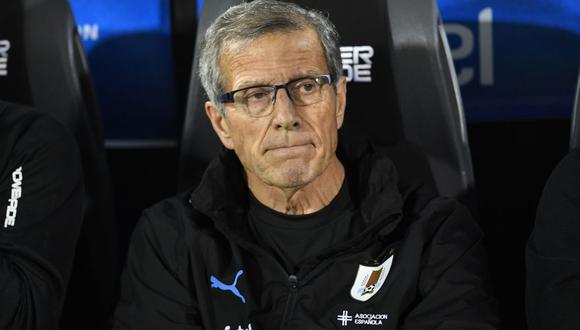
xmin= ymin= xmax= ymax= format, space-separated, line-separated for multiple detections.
xmin=271 ymin=87 xmax=301 ymax=130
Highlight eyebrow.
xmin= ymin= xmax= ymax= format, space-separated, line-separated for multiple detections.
xmin=234 ymin=80 xmax=270 ymax=90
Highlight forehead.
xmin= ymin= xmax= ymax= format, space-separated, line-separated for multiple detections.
xmin=220 ymin=28 xmax=328 ymax=90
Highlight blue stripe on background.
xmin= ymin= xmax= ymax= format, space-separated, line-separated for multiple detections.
xmin=69 ymin=0 xmax=579 ymax=141
xmin=439 ymin=0 xmax=579 ymax=123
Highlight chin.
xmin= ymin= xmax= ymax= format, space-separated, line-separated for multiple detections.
xmin=267 ymin=165 xmax=318 ymax=189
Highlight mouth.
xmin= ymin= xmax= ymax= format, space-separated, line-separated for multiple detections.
xmin=267 ymin=143 xmax=310 ymax=151
xmin=264 ymin=142 xmax=314 ymax=155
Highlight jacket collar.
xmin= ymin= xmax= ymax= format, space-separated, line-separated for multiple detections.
xmin=190 ymin=136 xmax=403 ymax=233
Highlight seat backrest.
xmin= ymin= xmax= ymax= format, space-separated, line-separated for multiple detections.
xmin=172 ymin=0 xmax=200 ymax=128
xmin=570 ymin=68 xmax=580 ymax=150
xmin=69 ymin=0 xmax=179 ymax=147
xmin=178 ymin=0 xmax=475 ymax=205
xmin=0 ymin=0 xmax=119 ymax=328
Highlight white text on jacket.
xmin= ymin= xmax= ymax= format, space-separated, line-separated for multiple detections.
xmin=4 ymin=166 xmax=23 ymax=228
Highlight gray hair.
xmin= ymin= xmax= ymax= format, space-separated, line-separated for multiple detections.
xmin=199 ymin=0 xmax=342 ymax=115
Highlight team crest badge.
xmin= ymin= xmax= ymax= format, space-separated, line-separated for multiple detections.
xmin=350 ymin=254 xmax=394 ymax=302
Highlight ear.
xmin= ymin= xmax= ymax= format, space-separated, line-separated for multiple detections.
xmin=205 ymin=101 xmax=234 ymax=150
xmin=335 ymin=76 xmax=347 ymax=129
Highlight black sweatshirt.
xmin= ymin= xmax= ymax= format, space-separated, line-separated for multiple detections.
xmin=248 ymin=180 xmax=354 ymax=274
xmin=526 ymin=148 xmax=580 ymax=330
xmin=114 ymin=138 xmax=499 ymax=329
xmin=0 ymin=101 xmax=84 ymax=329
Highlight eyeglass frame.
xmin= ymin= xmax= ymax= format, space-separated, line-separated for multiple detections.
xmin=218 ymin=74 xmax=336 ymax=117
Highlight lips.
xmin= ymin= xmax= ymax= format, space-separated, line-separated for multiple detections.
xmin=263 ymin=139 xmax=317 ymax=158
xmin=266 ymin=143 xmax=312 ymax=152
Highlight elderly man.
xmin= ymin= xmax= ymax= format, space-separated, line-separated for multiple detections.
xmin=114 ymin=1 xmax=499 ymax=329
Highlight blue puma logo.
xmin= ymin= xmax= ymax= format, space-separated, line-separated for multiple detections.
xmin=210 ymin=270 xmax=246 ymax=303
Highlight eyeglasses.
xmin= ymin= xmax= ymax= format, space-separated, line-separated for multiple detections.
xmin=219 ymin=74 xmax=335 ymax=117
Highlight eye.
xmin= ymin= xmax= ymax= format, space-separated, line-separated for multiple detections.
xmin=238 ymin=87 xmax=272 ymax=103
xmin=248 ymin=91 xmax=268 ymax=100
xmin=301 ymin=83 xmax=315 ymax=92
xmin=294 ymin=80 xmax=318 ymax=94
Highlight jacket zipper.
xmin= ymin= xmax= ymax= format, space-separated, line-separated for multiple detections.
xmin=279 ymin=274 xmax=298 ymax=330
xmin=194 ymin=204 xmax=401 ymax=328
xmin=277 ymin=246 xmax=396 ymax=329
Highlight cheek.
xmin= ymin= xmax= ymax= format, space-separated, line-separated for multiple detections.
xmin=319 ymin=117 xmax=340 ymax=161
xmin=233 ymin=133 xmax=253 ymax=162
xmin=230 ymin=124 xmax=265 ymax=169
xmin=311 ymin=109 xmax=339 ymax=148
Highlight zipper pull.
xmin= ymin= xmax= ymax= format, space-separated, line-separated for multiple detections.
xmin=364 ymin=248 xmax=396 ymax=266
xmin=288 ymin=274 xmax=298 ymax=289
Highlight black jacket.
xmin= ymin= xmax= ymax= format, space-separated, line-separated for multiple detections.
xmin=114 ymin=139 xmax=498 ymax=329
xmin=0 ymin=101 xmax=84 ymax=329
xmin=526 ymin=148 xmax=580 ymax=330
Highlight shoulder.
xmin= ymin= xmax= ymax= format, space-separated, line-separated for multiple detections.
xmin=419 ymin=196 xmax=481 ymax=238
xmin=381 ymin=141 xmax=439 ymax=214
xmin=542 ymin=148 xmax=580 ymax=202
xmin=0 ymin=101 xmax=80 ymax=177
xmin=343 ymin=136 xmax=438 ymax=215
xmin=134 ymin=192 xmax=214 ymax=248
xmin=0 ymin=102 xmax=83 ymax=234
xmin=125 ymin=191 xmax=218 ymax=278
xmin=526 ymin=149 xmax=580 ymax=328
xmin=531 ymin=148 xmax=580 ymax=254
xmin=536 ymin=148 xmax=580 ymax=223
xmin=0 ymin=101 xmax=74 ymax=145
xmin=140 ymin=191 xmax=214 ymax=231
xmin=0 ymin=102 xmax=82 ymax=218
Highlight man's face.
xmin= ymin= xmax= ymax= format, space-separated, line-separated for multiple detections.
xmin=206 ymin=28 xmax=346 ymax=190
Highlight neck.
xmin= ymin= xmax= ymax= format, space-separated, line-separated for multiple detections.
xmin=247 ymin=157 xmax=345 ymax=215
